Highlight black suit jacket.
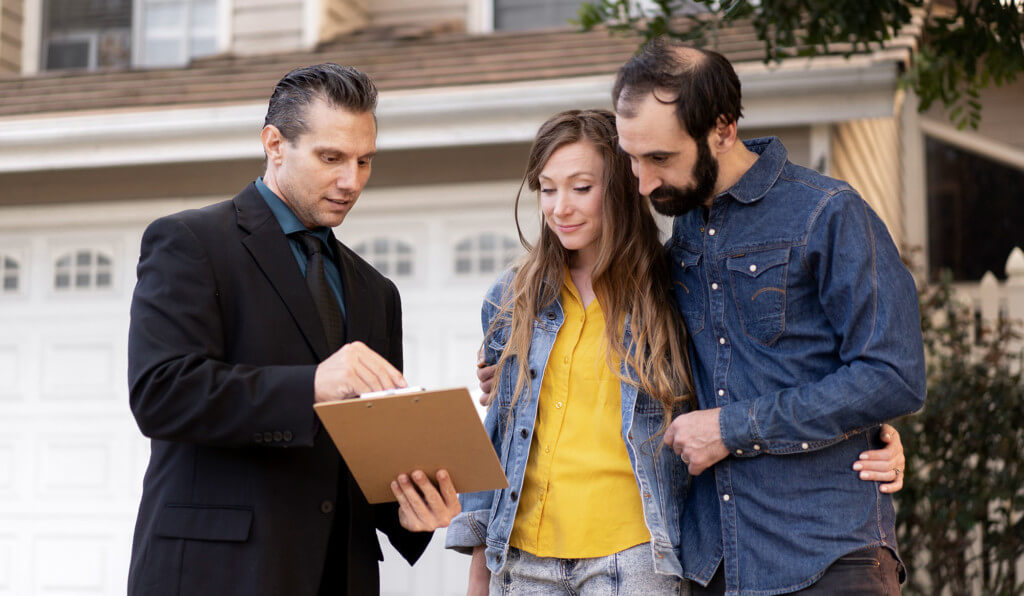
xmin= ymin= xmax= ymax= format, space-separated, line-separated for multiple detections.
xmin=127 ymin=183 xmax=431 ymax=595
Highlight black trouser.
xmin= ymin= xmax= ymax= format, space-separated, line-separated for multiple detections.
xmin=692 ymin=547 xmax=902 ymax=595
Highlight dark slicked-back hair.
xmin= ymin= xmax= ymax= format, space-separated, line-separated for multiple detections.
xmin=613 ymin=37 xmax=742 ymax=141
xmin=264 ymin=63 xmax=377 ymax=142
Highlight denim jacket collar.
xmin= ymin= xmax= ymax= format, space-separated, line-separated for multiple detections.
xmin=723 ymin=137 xmax=788 ymax=205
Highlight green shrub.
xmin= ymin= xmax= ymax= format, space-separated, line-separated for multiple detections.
xmin=896 ymin=270 xmax=1024 ymax=595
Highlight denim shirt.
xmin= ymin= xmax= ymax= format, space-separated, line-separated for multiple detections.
xmin=445 ymin=271 xmax=689 ymax=577
xmin=668 ymin=137 xmax=926 ymax=595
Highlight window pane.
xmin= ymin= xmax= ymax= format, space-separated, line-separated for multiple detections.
xmin=75 ymin=272 xmax=91 ymax=287
xmin=144 ymin=39 xmax=182 ymax=66
xmin=55 ymin=273 xmax=70 ymax=288
xmin=46 ymin=40 xmax=91 ymax=70
xmin=3 ymin=257 xmax=15 ymax=270
xmin=190 ymin=0 xmax=217 ymax=28
xmin=96 ymin=272 xmax=112 ymax=287
xmin=479 ymin=234 xmax=496 ymax=250
xmin=373 ymin=238 xmax=389 ymax=254
xmin=397 ymin=261 xmax=412 ymax=276
xmin=456 ymin=258 xmax=471 ymax=274
xmin=76 ymin=251 xmax=92 ymax=266
xmin=189 ymin=36 xmax=217 ymax=58
xmin=479 ymin=257 xmax=495 ymax=273
xmin=56 ymin=255 xmax=71 ymax=268
xmin=145 ymin=3 xmax=185 ymax=29
xmin=97 ymin=254 xmax=111 ymax=265
xmin=3 ymin=276 xmax=16 ymax=291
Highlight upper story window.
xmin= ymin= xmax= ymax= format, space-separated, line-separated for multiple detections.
xmin=454 ymin=234 xmax=520 ymax=276
xmin=42 ymin=0 xmax=217 ymax=71
xmin=493 ymin=0 xmax=586 ymax=31
xmin=1 ymin=255 xmax=20 ymax=293
xmin=53 ymin=250 xmax=114 ymax=291
xmin=353 ymin=238 xmax=415 ymax=278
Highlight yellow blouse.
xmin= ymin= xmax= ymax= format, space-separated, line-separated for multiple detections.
xmin=508 ymin=272 xmax=650 ymax=558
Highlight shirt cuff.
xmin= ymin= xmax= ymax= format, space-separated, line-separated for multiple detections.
xmin=718 ymin=402 xmax=765 ymax=457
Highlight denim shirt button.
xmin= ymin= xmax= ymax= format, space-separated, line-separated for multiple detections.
xmin=723 ymin=494 xmax=731 ymax=502
xmin=735 ymin=449 xmax=743 ymax=455
xmin=709 ymin=228 xmax=716 ymax=236
xmin=712 ymin=282 xmax=719 ymax=290
xmin=719 ymin=337 xmax=726 ymax=345
xmin=749 ymin=264 xmax=757 ymax=273
xmin=753 ymin=444 xmax=762 ymax=451
xmin=801 ymin=442 xmax=809 ymax=450
xmin=718 ymin=389 xmax=725 ymax=396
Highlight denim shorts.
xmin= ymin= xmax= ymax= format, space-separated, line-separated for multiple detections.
xmin=490 ymin=542 xmax=689 ymax=595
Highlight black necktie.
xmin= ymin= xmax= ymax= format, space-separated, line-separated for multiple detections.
xmin=294 ymin=232 xmax=345 ymax=351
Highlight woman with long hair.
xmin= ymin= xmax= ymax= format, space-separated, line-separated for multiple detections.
xmin=445 ymin=109 xmax=905 ymax=594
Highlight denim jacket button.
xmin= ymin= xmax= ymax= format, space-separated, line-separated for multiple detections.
xmin=520 ymin=429 xmax=528 ymax=439
xmin=722 ymin=494 xmax=731 ymax=502
xmin=735 ymin=449 xmax=743 ymax=455
xmin=510 ymin=491 xmax=518 ymax=501
xmin=801 ymin=442 xmax=809 ymax=450
xmin=712 ymin=282 xmax=719 ymax=290
xmin=546 ymin=312 xmax=556 ymax=320
xmin=753 ymin=444 xmax=762 ymax=451
xmin=529 ymin=369 xmax=537 ymax=379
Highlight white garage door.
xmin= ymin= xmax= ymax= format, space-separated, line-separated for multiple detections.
xmin=0 ymin=179 xmax=531 ymax=595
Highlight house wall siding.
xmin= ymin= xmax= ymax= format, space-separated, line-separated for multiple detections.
xmin=232 ymin=0 xmax=304 ymax=55
xmin=925 ymin=78 xmax=1024 ymax=153
xmin=0 ymin=0 xmax=23 ymax=73
xmin=367 ymin=0 xmax=467 ymax=28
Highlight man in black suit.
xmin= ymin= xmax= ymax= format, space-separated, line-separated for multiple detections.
xmin=127 ymin=63 xmax=459 ymax=596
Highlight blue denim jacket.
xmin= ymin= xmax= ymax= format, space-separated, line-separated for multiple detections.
xmin=669 ymin=137 xmax=926 ymax=595
xmin=445 ymin=271 xmax=689 ymax=577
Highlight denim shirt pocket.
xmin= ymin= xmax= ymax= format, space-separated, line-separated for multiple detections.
xmin=669 ymin=246 xmax=706 ymax=335
xmin=727 ymin=246 xmax=790 ymax=346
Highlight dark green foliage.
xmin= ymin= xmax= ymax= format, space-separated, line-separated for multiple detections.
xmin=574 ymin=0 xmax=1024 ymax=128
xmin=896 ymin=270 xmax=1024 ymax=595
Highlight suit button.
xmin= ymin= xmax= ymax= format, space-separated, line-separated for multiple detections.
xmin=520 ymin=429 xmax=528 ymax=439
xmin=273 ymin=431 xmax=283 ymax=442
xmin=283 ymin=430 xmax=293 ymax=441
xmin=263 ymin=431 xmax=273 ymax=442
xmin=254 ymin=433 xmax=263 ymax=443
xmin=321 ymin=500 xmax=334 ymax=514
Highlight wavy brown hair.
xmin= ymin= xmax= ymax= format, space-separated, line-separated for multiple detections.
xmin=488 ymin=109 xmax=692 ymax=423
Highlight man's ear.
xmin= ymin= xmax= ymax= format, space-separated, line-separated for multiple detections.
xmin=708 ymin=115 xmax=738 ymax=155
xmin=261 ymin=125 xmax=285 ymax=165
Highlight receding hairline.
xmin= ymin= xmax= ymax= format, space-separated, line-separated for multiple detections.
xmin=614 ymin=45 xmax=710 ymax=117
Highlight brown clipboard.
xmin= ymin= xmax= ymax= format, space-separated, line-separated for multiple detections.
xmin=313 ymin=387 xmax=509 ymax=504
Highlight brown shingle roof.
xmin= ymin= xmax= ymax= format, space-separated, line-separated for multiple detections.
xmin=0 ymin=22 xmax=900 ymax=118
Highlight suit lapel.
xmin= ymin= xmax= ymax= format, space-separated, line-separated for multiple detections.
xmin=234 ymin=184 xmax=332 ymax=361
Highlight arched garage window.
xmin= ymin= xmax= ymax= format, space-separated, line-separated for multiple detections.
xmin=53 ymin=250 xmax=113 ymax=291
xmin=454 ymin=234 xmax=519 ymax=276
xmin=1 ymin=255 xmax=20 ymax=292
xmin=352 ymin=238 xmax=414 ymax=278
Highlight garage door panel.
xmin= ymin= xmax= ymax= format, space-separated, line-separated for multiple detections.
xmin=0 ymin=535 xmax=15 ymax=594
xmin=33 ymin=533 xmax=114 ymax=593
xmin=40 ymin=339 xmax=118 ymax=400
xmin=0 ymin=344 xmax=22 ymax=401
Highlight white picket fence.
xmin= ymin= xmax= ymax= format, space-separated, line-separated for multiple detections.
xmin=951 ymin=246 xmax=1024 ymax=359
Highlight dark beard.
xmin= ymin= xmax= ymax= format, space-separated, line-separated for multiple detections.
xmin=648 ymin=138 xmax=719 ymax=217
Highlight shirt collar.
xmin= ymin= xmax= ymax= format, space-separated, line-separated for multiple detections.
xmin=255 ymin=177 xmax=336 ymax=254
xmin=723 ymin=137 xmax=788 ymax=205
